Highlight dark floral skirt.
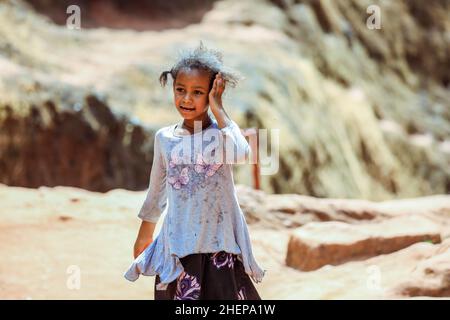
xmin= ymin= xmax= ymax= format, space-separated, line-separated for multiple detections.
xmin=154 ymin=251 xmax=261 ymax=300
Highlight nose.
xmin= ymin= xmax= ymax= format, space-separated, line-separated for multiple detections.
xmin=182 ymin=94 xmax=192 ymax=104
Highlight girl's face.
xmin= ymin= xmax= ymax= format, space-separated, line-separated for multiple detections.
xmin=173 ymin=68 xmax=212 ymax=120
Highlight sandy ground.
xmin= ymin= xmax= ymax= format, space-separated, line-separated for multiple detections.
xmin=0 ymin=184 xmax=448 ymax=299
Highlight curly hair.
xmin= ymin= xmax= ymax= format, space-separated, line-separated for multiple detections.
xmin=159 ymin=41 xmax=244 ymax=91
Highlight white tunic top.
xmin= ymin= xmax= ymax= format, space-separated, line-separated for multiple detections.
xmin=123 ymin=118 xmax=266 ymax=290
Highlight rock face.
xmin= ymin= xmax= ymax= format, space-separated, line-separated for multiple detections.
xmin=285 ymin=216 xmax=442 ymax=271
xmin=25 ymin=0 xmax=218 ymax=31
xmin=0 ymin=0 xmax=449 ymax=198
xmin=0 ymin=95 xmax=156 ymax=192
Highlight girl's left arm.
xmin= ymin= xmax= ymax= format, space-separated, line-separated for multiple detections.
xmin=209 ymin=72 xmax=251 ymax=164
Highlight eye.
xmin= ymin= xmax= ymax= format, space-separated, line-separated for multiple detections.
xmin=175 ymin=88 xmax=203 ymax=95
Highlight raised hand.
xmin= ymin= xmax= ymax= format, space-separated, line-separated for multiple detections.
xmin=208 ymin=72 xmax=226 ymax=110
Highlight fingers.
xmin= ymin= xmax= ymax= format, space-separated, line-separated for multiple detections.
xmin=210 ymin=77 xmax=217 ymax=96
xmin=216 ymin=72 xmax=225 ymax=93
xmin=210 ymin=72 xmax=226 ymax=98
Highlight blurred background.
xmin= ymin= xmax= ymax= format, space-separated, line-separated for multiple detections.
xmin=0 ymin=0 xmax=449 ymax=300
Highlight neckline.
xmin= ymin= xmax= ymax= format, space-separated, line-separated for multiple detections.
xmin=172 ymin=119 xmax=217 ymax=137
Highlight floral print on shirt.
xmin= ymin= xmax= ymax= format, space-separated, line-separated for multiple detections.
xmin=194 ymin=153 xmax=222 ymax=178
xmin=167 ymin=149 xmax=224 ymax=194
xmin=167 ymin=167 xmax=189 ymax=189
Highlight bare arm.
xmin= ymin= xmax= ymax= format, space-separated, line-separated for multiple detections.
xmin=209 ymin=72 xmax=251 ymax=164
xmin=133 ymin=221 xmax=156 ymax=259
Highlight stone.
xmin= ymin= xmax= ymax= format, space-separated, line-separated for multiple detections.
xmin=285 ymin=215 xmax=441 ymax=271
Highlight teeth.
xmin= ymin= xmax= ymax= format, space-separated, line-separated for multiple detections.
xmin=181 ymin=106 xmax=194 ymax=111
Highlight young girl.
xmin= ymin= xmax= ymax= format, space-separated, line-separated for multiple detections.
xmin=124 ymin=42 xmax=266 ymax=300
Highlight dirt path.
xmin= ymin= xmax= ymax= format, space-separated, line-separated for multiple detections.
xmin=0 ymin=184 xmax=448 ymax=299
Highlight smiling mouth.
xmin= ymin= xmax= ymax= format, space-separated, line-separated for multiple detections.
xmin=180 ymin=105 xmax=195 ymax=111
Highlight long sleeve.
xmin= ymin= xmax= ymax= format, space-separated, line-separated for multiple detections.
xmin=137 ymin=130 xmax=167 ymax=223
xmin=219 ymin=119 xmax=251 ymax=164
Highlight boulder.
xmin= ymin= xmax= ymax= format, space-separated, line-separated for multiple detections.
xmin=286 ymin=215 xmax=441 ymax=271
